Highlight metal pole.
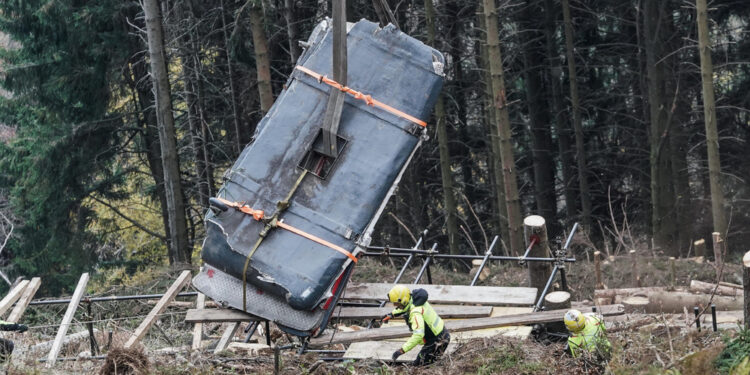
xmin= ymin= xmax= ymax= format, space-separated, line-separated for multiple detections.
xmin=414 ymin=243 xmax=438 ymax=284
xmin=694 ymin=307 xmax=701 ymax=331
xmin=86 ymin=301 xmax=99 ymax=355
xmin=711 ymin=304 xmax=717 ymax=332
xmin=534 ymin=265 xmax=560 ymax=311
xmin=563 ymin=223 xmax=579 ymax=250
xmin=560 ymin=268 xmax=568 ymax=291
xmin=243 ymin=322 xmax=258 ymax=343
xmin=361 ymin=251 xmax=575 ymax=263
xmin=265 ymin=320 xmax=271 ymax=345
xmin=29 ymin=292 xmax=200 ymax=306
xmin=519 ymin=236 xmax=538 ymax=266
xmin=471 ymin=236 xmax=499 ymax=286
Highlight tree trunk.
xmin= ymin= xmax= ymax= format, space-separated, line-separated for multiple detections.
xmin=424 ymin=0 xmax=459 ymax=256
xmin=221 ymin=0 xmax=246 ymax=154
xmin=561 ymin=0 xmax=591 ymax=230
xmin=478 ymin=0 xmax=509 ymax=247
xmin=543 ymin=0 xmax=576 ymax=223
xmin=643 ymin=0 xmax=677 ymax=253
xmin=283 ymin=0 xmax=301 ymax=63
xmin=248 ymin=1 xmax=274 ymax=114
xmin=521 ymin=0 xmax=557 ymax=236
xmin=143 ymin=0 xmax=190 ymax=265
xmin=482 ymin=0 xmax=524 ymax=255
xmin=696 ymin=0 xmax=727 ymax=238
xmin=179 ymin=2 xmax=210 ymax=210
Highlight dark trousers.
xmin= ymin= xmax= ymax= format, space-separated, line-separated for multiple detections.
xmin=413 ymin=330 xmax=450 ymax=366
xmin=0 ymin=338 xmax=13 ymax=362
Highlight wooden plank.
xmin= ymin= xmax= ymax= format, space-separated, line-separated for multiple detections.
xmin=46 ymin=273 xmax=90 ymax=367
xmin=310 ymin=304 xmax=624 ymax=347
xmin=7 ymin=277 xmax=41 ymax=323
xmin=0 ymin=280 xmax=29 ymax=318
xmin=344 ymin=341 xmax=458 ymax=362
xmin=344 ymin=283 xmax=537 ymax=306
xmin=191 ymin=293 xmax=206 ymax=351
xmin=335 ymin=305 xmax=493 ymax=320
xmin=124 ymin=270 xmax=191 ymax=349
xmin=185 ymin=308 xmax=262 ymax=323
xmin=214 ymin=322 xmax=241 ymax=354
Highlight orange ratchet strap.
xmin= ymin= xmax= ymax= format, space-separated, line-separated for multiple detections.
xmin=295 ymin=65 xmax=427 ymax=128
xmin=218 ymin=198 xmax=358 ymax=263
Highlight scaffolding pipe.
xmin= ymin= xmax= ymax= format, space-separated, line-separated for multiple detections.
xmin=471 ymin=236 xmax=499 ymax=286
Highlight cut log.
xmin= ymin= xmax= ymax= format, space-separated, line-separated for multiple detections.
xmin=309 ymin=304 xmax=624 ymax=347
xmin=719 ymin=281 xmax=742 ymax=289
xmin=594 ymin=287 xmax=671 ymax=300
xmin=690 ymin=280 xmax=741 ymax=297
xmin=543 ymin=291 xmax=571 ymax=311
xmin=334 ymin=305 xmax=493 ymax=320
xmin=622 ymin=296 xmax=649 ymax=313
xmin=648 ymin=291 xmax=741 ymax=313
xmin=0 ymin=280 xmax=28 ymax=319
xmin=344 ymin=283 xmax=537 ymax=306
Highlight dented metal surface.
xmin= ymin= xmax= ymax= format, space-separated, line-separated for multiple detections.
xmin=194 ymin=19 xmax=444 ymax=334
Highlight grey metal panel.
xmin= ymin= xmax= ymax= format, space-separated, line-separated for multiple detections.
xmin=197 ymin=19 xmax=444 ymax=313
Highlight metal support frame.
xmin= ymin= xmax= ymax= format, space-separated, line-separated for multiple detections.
xmin=533 ymin=223 xmax=579 ymax=311
xmin=414 ymin=243 xmax=438 ymax=284
xmin=471 ymin=236 xmax=499 ymax=286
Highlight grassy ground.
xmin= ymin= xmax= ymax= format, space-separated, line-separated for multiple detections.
xmin=2 ymin=250 xmax=746 ymax=374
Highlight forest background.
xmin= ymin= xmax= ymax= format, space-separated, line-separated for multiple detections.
xmin=0 ymin=0 xmax=747 ymax=295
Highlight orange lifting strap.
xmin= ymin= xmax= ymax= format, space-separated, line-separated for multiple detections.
xmin=295 ymin=65 xmax=428 ymax=128
xmin=216 ymin=198 xmax=358 ymax=263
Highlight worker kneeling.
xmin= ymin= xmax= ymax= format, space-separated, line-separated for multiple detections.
xmin=564 ymin=309 xmax=611 ymax=359
xmin=383 ymin=285 xmax=450 ymax=366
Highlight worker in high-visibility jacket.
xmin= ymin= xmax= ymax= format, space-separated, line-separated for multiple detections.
xmin=0 ymin=319 xmax=28 ymax=362
xmin=382 ymin=285 xmax=450 ymax=366
xmin=564 ymin=309 xmax=611 ymax=359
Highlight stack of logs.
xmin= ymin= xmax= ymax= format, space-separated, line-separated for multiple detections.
xmin=594 ymin=280 xmax=742 ymax=314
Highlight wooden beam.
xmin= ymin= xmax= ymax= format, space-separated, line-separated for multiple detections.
xmin=46 ymin=273 xmax=90 ymax=367
xmin=335 ymin=305 xmax=493 ymax=320
xmin=7 ymin=277 xmax=41 ymax=323
xmin=344 ymin=283 xmax=537 ymax=306
xmin=214 ymin=322 xmax=241 ymax=354
xmin=0 ymin=280 xmax=29 ymax=318
xmin=309 ymin=304 xmax=624 ymax=347
xmin=344 ymin=341 xmax=458 ymax=363
xmin=185 ymin=308 xmax=262 ymax=323
xmin=191 ymin=293 xmax=206 ymax=351
xmin=124 ymin=270 xmax=191 ymax=349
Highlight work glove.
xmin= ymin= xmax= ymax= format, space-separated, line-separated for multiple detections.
xmin=381 ymin=313 xmax=394 ymax=323
xmin=392 ymin=348 xmax=404 ymax=362
xmin=16 ymin=324 xmax=28 ymax=333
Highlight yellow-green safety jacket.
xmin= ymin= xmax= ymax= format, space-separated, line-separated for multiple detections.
xmin=391 ymin=289 xmax=445 ymax=353
xmin=568 ymin=313 xmax=611 ymax=358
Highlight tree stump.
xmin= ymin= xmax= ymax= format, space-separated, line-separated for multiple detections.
xmin=713 ymin=232 xmax=723 ymax=280
xmin=630 ymin=250 xmax=640 ymax=287
xmin=622 ymin=296 xmax=649 ymax=313
xmin=594 ymin=251 xmax=604 ymax=289
xmin=694 ymin=239 xmax=706 ymax=258
xmin=524 ymin=215 xmax=552 ymax=300
xmin=544 ymin=291 xmax=571 ymax=310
